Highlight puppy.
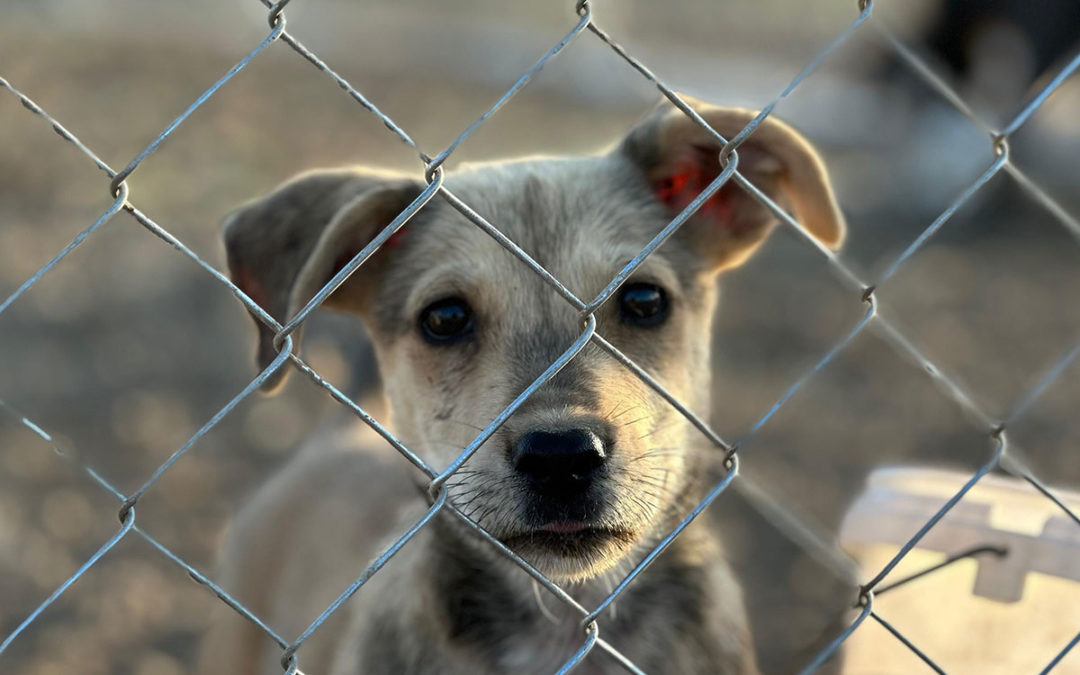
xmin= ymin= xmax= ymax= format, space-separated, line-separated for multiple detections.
xmin=199 ymin=97 xmax=845 ymax=675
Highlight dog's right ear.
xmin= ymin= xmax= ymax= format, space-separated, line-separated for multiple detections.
xmin=224 ymin=169 xmax=423 ymax=392
xmin=618 ymin=97 xmax=845 ymax=274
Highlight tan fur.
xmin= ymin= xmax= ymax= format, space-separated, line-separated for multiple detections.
xmin=200 ymin=97 xmax=845 ymax=674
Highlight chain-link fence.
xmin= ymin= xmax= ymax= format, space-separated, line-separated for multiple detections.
xmin=1 ymin=0 xmax=1079 ymax=673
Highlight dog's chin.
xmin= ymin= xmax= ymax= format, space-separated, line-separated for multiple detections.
xmin=499 ymin=526 xmax=639 ymax=584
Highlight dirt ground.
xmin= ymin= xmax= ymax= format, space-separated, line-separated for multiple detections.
xmin=1 ymin=1 xmax=1078 ymax=673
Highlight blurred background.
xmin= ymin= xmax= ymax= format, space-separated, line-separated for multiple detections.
xmin=1 ymin=0 xmax=1078 ymax=673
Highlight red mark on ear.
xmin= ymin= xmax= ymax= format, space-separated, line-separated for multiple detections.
xmin=655 ymin=171 xmax=692 ymax=206
xmin=653 ymin=167 xmax=736 ymax=225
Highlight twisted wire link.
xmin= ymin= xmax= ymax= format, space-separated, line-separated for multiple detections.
xmin=1 ymin=0 xmax=1079 ymax=673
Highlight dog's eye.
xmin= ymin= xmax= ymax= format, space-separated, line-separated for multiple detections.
xmin=419 ymin=298 xmax=475 ymax=343
xmin=617 ymin=283 xmax=669 ymax=327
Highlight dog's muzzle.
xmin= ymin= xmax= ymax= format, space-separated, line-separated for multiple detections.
xmin=510 ymin=426 xmax=611 ymax=527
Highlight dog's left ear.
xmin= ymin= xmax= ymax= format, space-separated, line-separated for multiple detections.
xmin=618 ymin=97 xmax=845 ymax=272
xmin=223 ymin=168 xmax=423 ymax=391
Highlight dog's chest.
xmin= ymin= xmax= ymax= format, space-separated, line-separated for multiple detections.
xmin=494 ymin=616 xmax=614 ymax=675
xmin=492 ymin=589 xmax=635 ymax=675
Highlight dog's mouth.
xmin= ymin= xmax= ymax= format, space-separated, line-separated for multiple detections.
xmin=538 ymin=520 xmax=589 ymax=534
xmin=500 ymin=523 xmax=637 ymax=565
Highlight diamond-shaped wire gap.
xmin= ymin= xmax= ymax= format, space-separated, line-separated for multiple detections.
xmin=1 ymin=398 xmax=293 ymax=675
xmin=583 ymin=0 xmax=865 ymax=114
xmin=143 ymin=380 xmax=429 ymax=670
xmin=756 ymin=23 xmax=1000 ymax=284
xmin=840 ymin=467 xmax=1080 ymax=674
xmin=389 ymin=2 xmax=869 ymax=328
xmin=271 ymin=0 xmax=612 ymax=163
xmin=131 ymin=349 xmax=403 ymax=576
xmin=421 ymin=4 xmax=591 ymax=173
xmin=257 ymin=27 xmax=424 ymax=161
xmin=137 ymin=352 xmax=439 ymax=669
xmin=875 ymin=168 xmax=1080 ymax=422
xmin=120 ymin=29 xmax=439 ymax=420
xmin=737 ymin=324 xmax=1003 ymax=552
xmin=278 ymin=484 xmax=638 ymax=674
xmin=0 ymin=199 xmax=287 ymax=501
xmin=2 ymin=0 xmax=277 ymax=166
xmin=402 ymin=31 xmax=660 ymax=168
xmin=105 ymin=22 xmax=284 ymax=194
xmin=707 ymin=220 xmax=873 ymax=441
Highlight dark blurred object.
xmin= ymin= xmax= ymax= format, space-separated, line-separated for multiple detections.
xmin=921 ymin=0 xmax=1080 ymax=118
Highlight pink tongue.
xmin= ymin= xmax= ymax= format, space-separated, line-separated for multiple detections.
xmin=539 ymin=521 xmax=586 ymax=533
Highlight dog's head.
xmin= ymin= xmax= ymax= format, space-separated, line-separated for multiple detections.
xmin=225 ymin=99 xmax=844 ymax=583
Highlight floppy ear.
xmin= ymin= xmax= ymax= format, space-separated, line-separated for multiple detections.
xmin=618 ymin=96 xmax=845 ymax=272
xmin=224 ymin=168 xmax=423 ymax=392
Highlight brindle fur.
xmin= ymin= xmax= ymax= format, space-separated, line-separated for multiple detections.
xmin=198 ymin=97 xmax=845 ymax=675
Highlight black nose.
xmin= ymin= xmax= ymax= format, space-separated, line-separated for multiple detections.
xmin=512 ymin=429 xmax=607 ymax=492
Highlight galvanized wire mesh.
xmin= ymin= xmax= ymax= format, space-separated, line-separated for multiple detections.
xmin=1 ymin=0 xmax=1079 ymax=673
